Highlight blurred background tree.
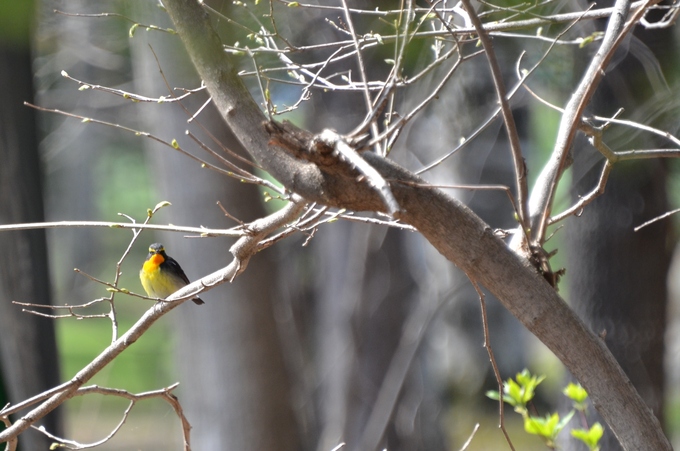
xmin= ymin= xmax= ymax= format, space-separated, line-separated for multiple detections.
xmin=0 ymin=1 xmax=61 ymax=449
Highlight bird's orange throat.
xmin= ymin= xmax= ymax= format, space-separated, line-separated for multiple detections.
xmin=143 ymin=254 xmax=165 ymax=273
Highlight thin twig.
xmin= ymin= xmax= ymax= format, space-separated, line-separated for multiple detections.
xmin=0 ymin=220 xmax=242 ymax=237
xmin=104 ymin=202 xmax=167 ymax=341
xmin=528 ymin=0 xmax=657 ymax=245
xmin=0 ymin=200 xmax=307 ymax=444
xmin=25 ymin=102 xmax=274 ymax=192
xmin=417 ymin=6 xmax=589 ymax=174
xmin=548 ymin=160 xmax=613 ymax=225
xmin=378 ymin=51 xmax=474 ymax=152
xmin=270 ymin=0 xmax=654 ymax=33
xmin=468 ymin=277 xmax=516 ymax=451
xmin=635 ymin=207 xmax=680 ymax=231
xmin=590 ymin=116 xmax=680 ymax=147
xmin=340 ymin=0 xmax=382 ymax=153
xmin=456 ymin=0 xmax=529 ymax=234
xmin=54 ymin=10 xmax=177 ymax=35
xmin=459 ymin=423 xmax=481 ymax=451
xmin=61 ymin=70 xmax=202 ymax=103
xmin=216 ymin=201 xmax=247 ymax=227
xmin=34 ymin=384 xmax=190 ymax=450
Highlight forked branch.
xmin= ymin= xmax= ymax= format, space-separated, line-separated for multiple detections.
xmin=528 ymin=0 xmax=659 ymax=244
xmin=0 ymin=199 xmax=307 ymax=445
xmin=160 ymin=0 xmax=671 ymax=448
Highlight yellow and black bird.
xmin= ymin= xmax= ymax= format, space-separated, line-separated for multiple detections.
xmin=140 ymin=243 xmax=204 ymax=305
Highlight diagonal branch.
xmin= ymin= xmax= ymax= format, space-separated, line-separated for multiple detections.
xmin=528 ymin=0 xmax=660 ymax=244
xmin=155 ymin=1 xmax=671 ymax=449
xmin=457 ymin=0 xmax=529 ymax=235
xmin=0 ymin=200 xmax=306 ymax=444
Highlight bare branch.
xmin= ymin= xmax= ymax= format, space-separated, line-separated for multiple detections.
xmin=153 ymin=1 xmax=674 ymax=448
xmin=61 ymin=70 xmax=203 ymax=104
xmin=459 ymin=423 xmax=480 ymax=451
xmin=470 ymin=276 xmax=516 ymax=450
xmin=528 ymin=0 xmax=658 ymax=244
xmin=589 ymin=115 xmax=680 ymax=147
xmin=457 ymin=0 xmax=529 ymax=235
xmin=548 ymin=160 xmax=613 ymax=225
xmin=0 ymin=416 xmax=17 ymax=451
xmin=54 ymin=9 xmax=177 ymax=35
xmin=635 ymin=207 xmax=680 ymax=231
xmin=24 ymin=102 xmax=282 ymax=195
xmin=418 ymin=7 xmax=587 ymax=175
xmin=340 ymin=0 xmax=381 ymax=153
xmin=0 ymin=199 xmax=307 ymax=444
xmin=34 ymin=384 xmax=190 ymax=450
xmin=0 ymin=220 xmax=242 ymax=237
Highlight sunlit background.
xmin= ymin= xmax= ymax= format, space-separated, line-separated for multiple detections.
xmin=1 ymin=0 xmax=679 ymax=449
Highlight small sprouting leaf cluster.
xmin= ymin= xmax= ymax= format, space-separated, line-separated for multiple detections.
xmin=487 ymin=369 xmax=604 ymax=450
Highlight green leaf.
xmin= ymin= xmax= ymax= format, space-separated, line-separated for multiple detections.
xmin=486 ymin=390 xmax=500 ymax=401
xmin=505 ymin=379 xmax=522 ymax=404
xmin=524 ymin=413 xmax=558 ymax=437
xmin=153 ymin=201 xmax=172 ymax=213
xmin=563 ymin=382 xmax=588 ymax=403
xmin=572 ymin=422 xmax=604 ymax=450
xmin=578 ymin=32 xmax=603 ymax=48
xmin=129 ymin=23 xmax=139 ymax=38
xmin=524 ymin=412 xmax=566 ymax=448
xmin=515 ymin=369 xmax=545 ymax=404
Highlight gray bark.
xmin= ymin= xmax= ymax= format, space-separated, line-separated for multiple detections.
xmin=160 ymin=1 xmax=672 ymax=449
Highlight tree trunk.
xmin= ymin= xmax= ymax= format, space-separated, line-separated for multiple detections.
xmin=0 ymin=11 xmax=62 ymax=448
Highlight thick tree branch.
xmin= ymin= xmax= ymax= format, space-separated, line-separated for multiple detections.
xmin=159 ymin=1 xmax=670 ymax=450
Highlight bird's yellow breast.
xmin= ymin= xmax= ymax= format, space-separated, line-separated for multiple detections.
xmin=143 ymin=253 xmax=165 ymax=273
xmin=140 ymin=254 xmax=180 ymax=298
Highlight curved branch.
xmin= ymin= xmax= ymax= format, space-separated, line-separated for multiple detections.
xmin=0 ymin=200 xmax=306 ymax=444
xmin=458 ymin=0 xmax=529 ymax=234
xmin=528 ymin=0 xmax=659 ymax=244
xmin=159 ymin=1 xmax=671 ymax=449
